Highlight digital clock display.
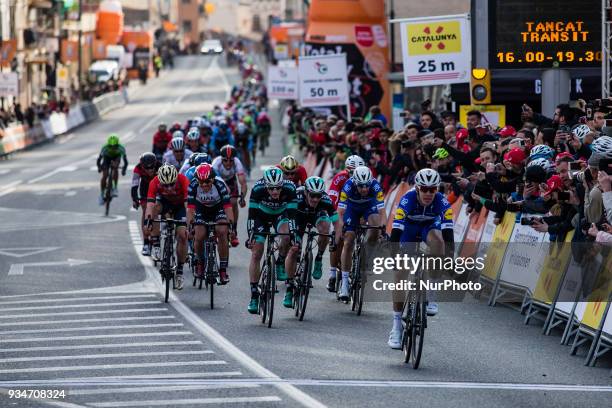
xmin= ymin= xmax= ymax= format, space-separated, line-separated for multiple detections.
xmin=490 ymin=0 xmax=602 ymax=69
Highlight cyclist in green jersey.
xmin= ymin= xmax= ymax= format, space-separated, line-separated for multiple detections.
xmin=96 ymin=134 xmax=128 ymax=205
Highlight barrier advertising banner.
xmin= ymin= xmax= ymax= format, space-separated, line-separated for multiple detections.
xmin=397 ymin=14 xmax=471 ymax=87
xmin=268 ymin=65 xmax=299 ymax=100
xmin=298 ymin=54 xmax=349 ymax=109
xmin=0 ymin=72 xmax=18 ymax=97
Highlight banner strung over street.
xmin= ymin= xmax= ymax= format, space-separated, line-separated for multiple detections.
xmin=298 ymin=54 xmax=349 ymax=108
xmin=267 ymin=65 xmax=299 ymax=100
xmin=397 ymin=14 xmax=471 ymax=87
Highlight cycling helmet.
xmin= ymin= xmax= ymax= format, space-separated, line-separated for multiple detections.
xmin=158 ymin=123 xmax=167 ymax=131
xmin=237 ymin=123 xmax=247 ymax=134
xmin=591 ymin=136 xmax=612 ymax=158
xmin=527 ymin=157 xmax=555 ymax=174
xmin=243 ymin=115 xmax=253 ymax=125
xmin=220 ymin=144 xmax=237 ymax=160
xmin=192 ymin=117 xmax=202 ymax=127
xmin=107 ymin=134 xmax=119 ymax=146
xmin=170 ymin=122 xmax=181 ymax=131
xmin=352 ymin=166 xmax=373 ymax=185
xmin=172 ymin=130 xmax=184 ymax=139
xmin=170 ymin=138 xmax=185 ymax=151
xmin=139 ymin=152 xmax=157 ymax=168
xmin=195 ymin=163 xmax=214 ymax=182
xmin=186 ymin=127 xmax=200 ymax=141
xmin=189 ymin=152 xmax=211 ymax=167
xmin=572 ymin=124 xmax=591 ymax=142
xmin=263 ymin=167 xmax=284 ymax=187
xmin=279 ymin=155 xmax=298 ymax=172
xmin=304 ymin=176 xmax=326 ymax=194
xmin=157 ymin=164 xmax=178 ymax=185
xmin=345 ymin=155 xmax=365 ymax=171
xmin=529 ymin=144 xmax=555 ymax=160
xmin=219 ymin=119 xmax=228 ymax=128
xmin=415 ymin=168 xmax=441 ymax=187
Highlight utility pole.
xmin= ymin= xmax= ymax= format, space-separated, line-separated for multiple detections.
xmin=77 ymin=0 xmax=82 ymax=94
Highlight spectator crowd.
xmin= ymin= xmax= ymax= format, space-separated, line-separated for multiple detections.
xmin=287 ymin=100 xmax=612 ymax=245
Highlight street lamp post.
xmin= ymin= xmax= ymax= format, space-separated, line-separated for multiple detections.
xmin=389 ymin=0 xmax=395 ymax=70
xmin=77 ymin=0 xmax=82 ymax=94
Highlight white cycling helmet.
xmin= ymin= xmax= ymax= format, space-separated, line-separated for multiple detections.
xmin=186 ymin=127 xmax=200 ymax=141
xmin=572 ymin=124 xmax=592 ymax=142
xmin=263 ymin=167 xmax=284 ymax=187
xmin=172 ymin=130 xmax=183 ymax=139
xmin=527 ymin=157 xmax=555 ymax=174
xmin=415 ymin=168 xmax=441 ymax=187
xmin=592 ymin=136 xmax=612 ymax=158
xmin=529 ymin=144 xmax=555 ymax=159
xmin=345 ymin=155 xmax=365 ymax=171
xmin=352 ymin=166 xmax=373 ymax=185
xmin=304 ymin=176 xmax=326 ymax=194
xmin=170 ymin=137 xmax=185 ymax=151
xmin=237 ymin=122 xmax=247 ymax=134
xmin=157 ymin=164 xmax=178 ymax=185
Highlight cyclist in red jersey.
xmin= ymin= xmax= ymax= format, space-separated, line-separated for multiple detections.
xmin=277 ymin=155 xmax=307 ymax=186
xmin=132 ymin=153 xmax=160 ymax=256
xmin=145 ymin=164 xmax=190 ymax=290
xmin=152 ymin=123 xmax=172 ymax=160
xmin=326 ymin=154 xmax=365 ymax=292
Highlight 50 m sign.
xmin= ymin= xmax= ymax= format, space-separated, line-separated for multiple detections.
xmin=298 ymin=54 xmax=349 ymax=108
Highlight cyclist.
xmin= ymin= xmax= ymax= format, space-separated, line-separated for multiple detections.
xmin=145 ymin=164 xmax=190 ymax=290
xmin=337 ymin=166 xmax=386 ymax=301
xmin=256 ymin=111 xmax=271 ymax=153
xmin=163 ymin=137 xmax=193 ymax=171
xmin=277 ymin=155 xmax=307 ymax=186
xmin=234 ymin=122 xmax=252 ymax=174
xmin=152 ymin=123 xmax=171 ymax=160
xmin=180 ymin=152 xmax=211 ymax=178
xmin=186 ymin=163 xmax=233 ymax=284
xmin=387 ymin=168 xmax=454 ymax=349
xmin=131 ymin=152 xmax=159 ymax=255
xmin=327 ymin=155 xmax=365 ymax=291
xmin=212 ymin=145 xmax=247 ymax=247
xmin=246 ymin=167 xmax=298 ymax=314
xmin=210 ymin=120 xmax=235 ymax=156
xmin=284 ymin=177 xmax=339 ymax=308
xmin=96 ymin=134 xmax=128 ymax=205
xmin=185 ymin=127 xmax=207 ymax=154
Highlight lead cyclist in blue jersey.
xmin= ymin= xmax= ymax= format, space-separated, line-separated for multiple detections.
xmin=388 ymin=168 xmax=455 ymax=349
xmin=337 ymin=166 xmax=387 ymax=302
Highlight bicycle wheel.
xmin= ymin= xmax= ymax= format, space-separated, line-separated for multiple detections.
xmin=408 ymin=298 xmax=426 ymax=369
xmin=351 ymin=251 xmax=361 ymax=311
xmin=266 ymin=252 xmax=276 ymax=328
xmin=298 ymin=250 xmax=312 ymax=321
xmin=164 ymin=270 xmax=171 ymax=303
xmin=207 ymin=242 xmax=217 ymax=310
xmin=402 ymin=301 xmax=413 ymax=363
xmin=259 ymin=262 xmax=270 ymax=324
xmin=104 ymin=171 xmax=113 ymax=216
xmin=294 ymin=260 xmax=303 ymax=317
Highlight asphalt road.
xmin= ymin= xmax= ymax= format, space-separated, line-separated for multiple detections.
xmin=0 ymin=55 xmax=610 ymax=408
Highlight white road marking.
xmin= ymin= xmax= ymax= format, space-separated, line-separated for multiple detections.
xmin=0 ymin=350 xmax=212 ymax=363
xmin=0 ymin=316 xmax=172 ymax=326
xmin=27 ymin=165 xmax=78 ymax=184
xmin=122 ymin=131 xmax=136 ymax=143
xmin=0 ymin=300 xmax=160 ymax=312
xmin=65 ymin=191 xmax=77 ymax=197
xmin=0 ymin=360 xmax=226 ymax=374
xmin=25 ymin=371 xmax=243 ymax=382
xmin=0 ymin=322 xmax=183 ymax=335
xmin=0 ymin=293 xmax=156 ymax=306
xmin=0 ymin=307 xmax=169 ymax=319
xmin=0 ymin=341 xmax=202 ymax=353
xmin=89 ymin=396 xmax=281 ymax=407
xmin=0 ymin=246 xmax=61 ymax=258
xmin=0 ymin=169 xmax=10 ymax=175
xmin=1 ymin=331 xmax=192 ymax=343
xmin=0 ymin=180 xmax=21 ymax=197
xmin=69 ymin=384 xmax=258 ymax=396
xmin=7 ymin=258 xmax=92 ymax=276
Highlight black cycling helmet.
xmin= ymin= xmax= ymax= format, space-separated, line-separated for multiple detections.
xmin=220 ymin=144 xmax=237 ymax=160
xmin=139 ymin=152 xmax=157 ymax=168
xmin=189 ymin=152 xmax=211 ymax=167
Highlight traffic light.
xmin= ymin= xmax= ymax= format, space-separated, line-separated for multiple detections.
xmin=470 ymin=68 xmax=491 ymax=105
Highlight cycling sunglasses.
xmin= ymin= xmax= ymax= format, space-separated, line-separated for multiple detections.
xmin=308 ymin=192 xmax=322 ymax=199
xmin=356 ymin=183 xmax=370 ymax=189
xmin=199 ymin=178 xmax=214 ymax=185
xmin=144 ymin=164 xmax=156 ymax=170
xmin=418 ymin=186 xmax=438 ymax=193
xmin=284 ymin=171 xmax=297 ymax=176
xmin=222 ymin=158 xmax=232 ymax=163
xmin=267 ymin=186 xmax=282 ymax=192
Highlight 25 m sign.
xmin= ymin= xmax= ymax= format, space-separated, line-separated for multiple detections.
xmin=396 ymin=14 xmax=471 ymax=87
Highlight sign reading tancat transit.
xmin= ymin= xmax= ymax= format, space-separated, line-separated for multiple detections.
xmin=396 ymin=14 xmax=471 ymax=87
xmin=298 ymin=53 xmax=350 ymax=110
xmin=267 ymin=65 xmax=299 ymax=100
